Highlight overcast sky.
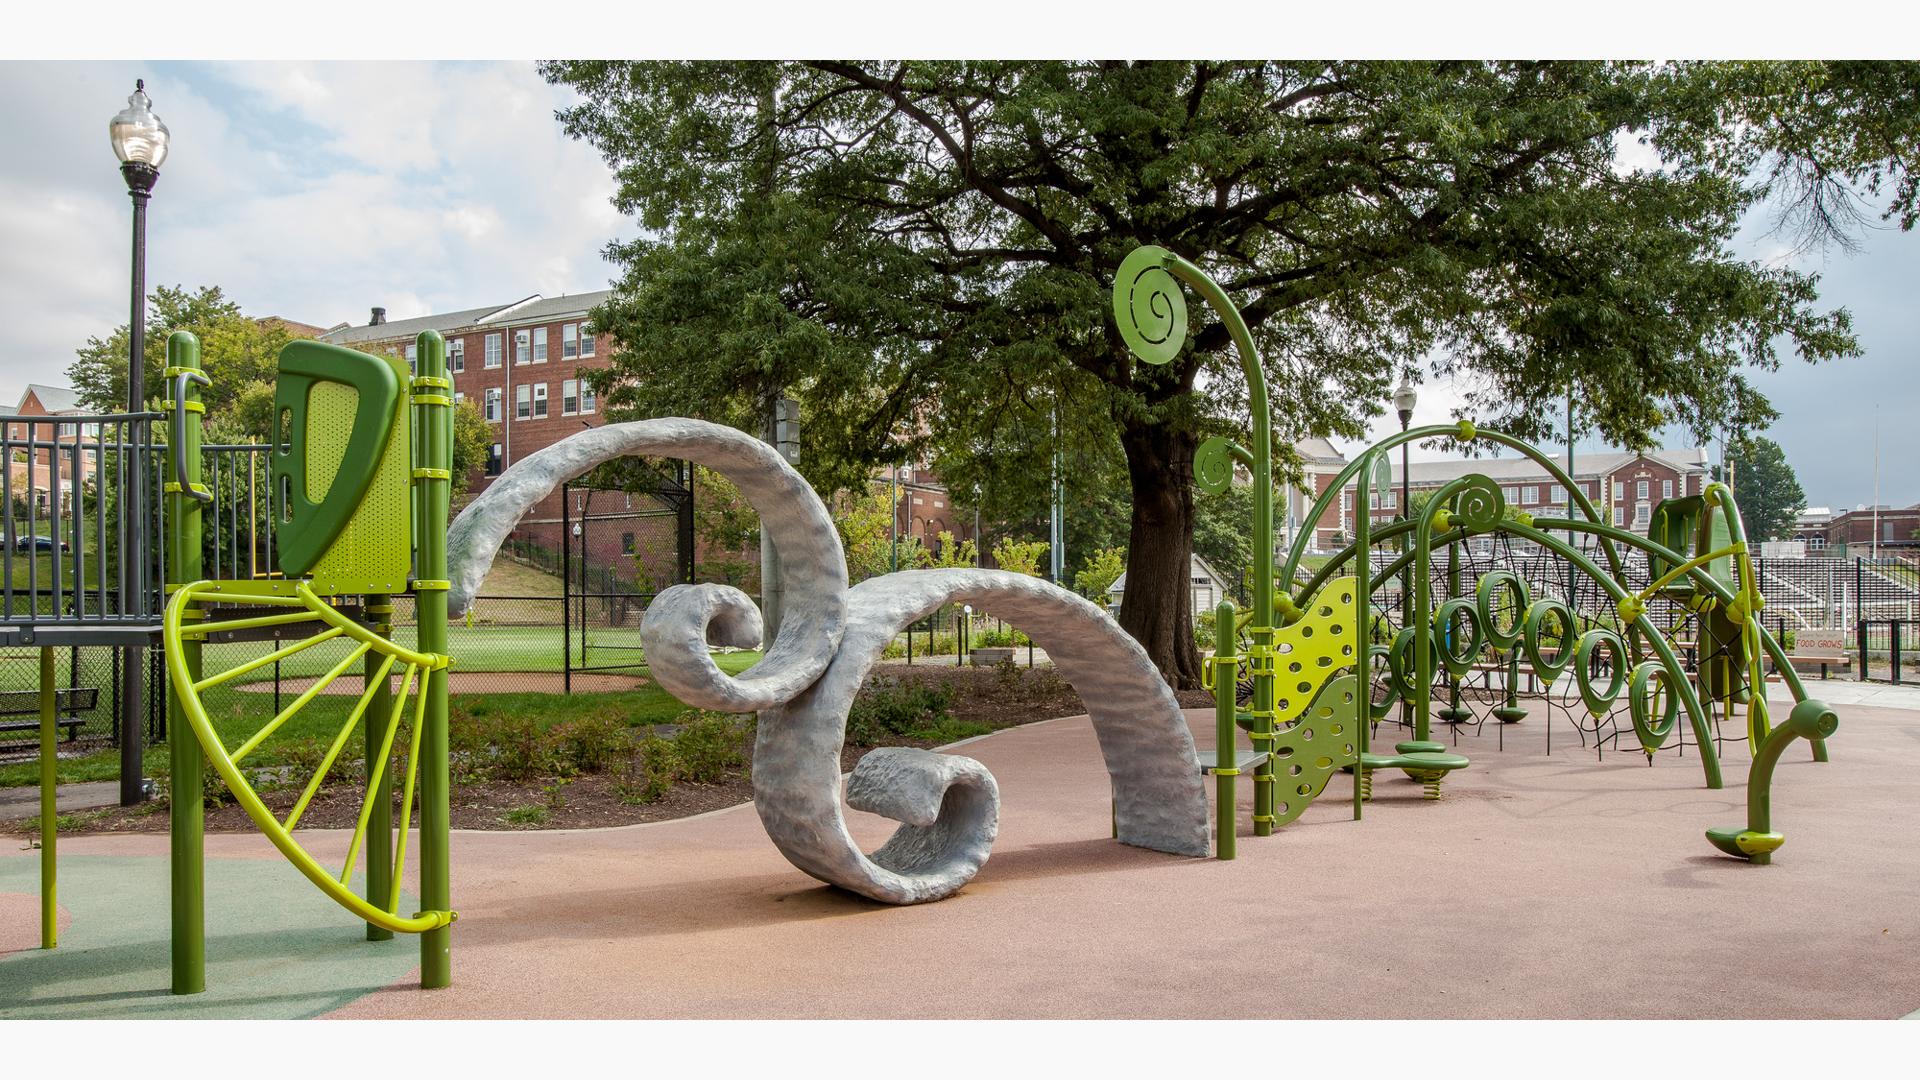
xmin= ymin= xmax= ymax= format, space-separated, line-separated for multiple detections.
xmin=2 ymin=59 xmax=1913 ymax=511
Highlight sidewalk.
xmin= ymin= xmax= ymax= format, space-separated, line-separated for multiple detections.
xmin=0 ymin=780 xmax=124 ymax=823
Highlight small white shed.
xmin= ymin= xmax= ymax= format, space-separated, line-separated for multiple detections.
xmin=1106 ymin=554 xmax=1236 ymax=616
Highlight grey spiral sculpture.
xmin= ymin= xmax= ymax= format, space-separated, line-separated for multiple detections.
xmin=447 ymin=419 xmax=1209 ymax=904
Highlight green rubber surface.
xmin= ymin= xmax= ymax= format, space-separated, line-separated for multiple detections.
xmin=1 ymin=854 xmax=416 ymax=1019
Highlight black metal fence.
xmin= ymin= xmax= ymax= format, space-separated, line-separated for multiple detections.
xmin=1856 ymin=619 xmax=1917 ymax=684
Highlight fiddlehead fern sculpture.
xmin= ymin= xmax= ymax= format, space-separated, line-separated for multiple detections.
xmin=447 ymin=419 xmax=1210 ymax=904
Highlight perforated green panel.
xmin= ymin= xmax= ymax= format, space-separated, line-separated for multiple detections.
xmin=1268 ymin=674 xmax=1360 ymax=829
xmin=308 ymin=355 xmax=412 ymax=595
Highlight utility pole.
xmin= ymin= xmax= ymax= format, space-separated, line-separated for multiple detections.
xmin=1049 ymin=407 xmax=1065 ymax=584
xmin=760 ymin=396 xmax=798 ymax=637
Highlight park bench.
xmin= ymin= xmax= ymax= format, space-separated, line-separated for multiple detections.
xmin=0 ymin=687 xmax=99 ymax=743
xmin=1781 ymin=645 xmax=1851 ymax=681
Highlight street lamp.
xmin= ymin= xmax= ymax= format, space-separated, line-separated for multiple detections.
xmin=1392 ymin=375 xmax=1417 ymax=730
xmin=111 ymin=79 xmax=169 ymax=410
xmin=111 ymin=79 xmax=169 ymax=808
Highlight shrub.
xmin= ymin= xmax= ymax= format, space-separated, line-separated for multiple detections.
xmin=671 ymin=712 xmax=753 ymax=784
xmin=614 ymin=731 xmax=677 ymax=804
xmin=973 ymin=626 xmax=1029 ymax=648
xmin=545 ymin=711 xmax=631 ymax=776
xmin=846 ymin=677 xmax=956 ymax=745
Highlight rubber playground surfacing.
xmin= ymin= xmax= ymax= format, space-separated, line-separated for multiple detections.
xmin=3 ymin=691 xmax=1916 ymax=1020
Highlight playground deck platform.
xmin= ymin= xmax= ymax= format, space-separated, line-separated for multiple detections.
xmin=4 ymin=686 xmax=1916 ymax=1020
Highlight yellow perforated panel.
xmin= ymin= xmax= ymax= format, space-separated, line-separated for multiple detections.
xmin=308 ymin=356 xmax=413 ymax=595
xmin=305 ymin=382 xmax=355 ymax=502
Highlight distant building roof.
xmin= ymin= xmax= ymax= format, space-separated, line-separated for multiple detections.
xmin=1292 ymin=437 xmax=1346 ymax=466
xmin=320 ymin=300 xmax=529 ymax=347
xmin=477 ymin=290 xmax=615 ymax=326
xmin=13 ymin=384 xmax=82 ymax=414
xmin=257 ymin=316 xmax=331 ymax=337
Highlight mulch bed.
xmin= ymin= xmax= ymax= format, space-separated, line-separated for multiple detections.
xmin=7 ymin=665 xmax=1214 ymax=836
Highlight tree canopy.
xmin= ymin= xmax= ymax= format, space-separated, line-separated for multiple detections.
xmin=542 ymin=60 xmax=1915 ymax=686
xmin=1725 ymin=435 xmax=1807 ymax=543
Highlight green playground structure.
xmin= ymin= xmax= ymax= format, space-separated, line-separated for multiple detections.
xmin=14 ymin=250 xmax=1849 ymax=1003
xmin=27 ymin=327 xmax=458 ymax=991
xmin=1113 ymin=243 xmax=1837 ymax=866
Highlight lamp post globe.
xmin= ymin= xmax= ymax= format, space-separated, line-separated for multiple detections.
xmin=111 ymin=79 xmax=170 ymax=179
xmin=1392 ymin=375 xmax=1417 ymax=429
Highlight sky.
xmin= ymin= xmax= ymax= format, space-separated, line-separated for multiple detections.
xmin=1 ymin=58 xmax=1914 ymax=513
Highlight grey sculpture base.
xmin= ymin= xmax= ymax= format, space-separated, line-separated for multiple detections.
xmin=445 ymin=419 xmax=1209 ymax=905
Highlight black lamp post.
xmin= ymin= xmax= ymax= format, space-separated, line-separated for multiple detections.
xmin=111 ymin=79 xmax=168 ymax=806
xmin=1392 ymin=375 xmax=1417 ymax=729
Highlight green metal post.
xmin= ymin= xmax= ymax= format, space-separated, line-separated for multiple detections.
xmin=39 ymin=647 xmax=56 ymax=949
xmin=363 ymin=592 xmax=394 ymax=942
xmin=1156 ymin=252 xmax=1274 ymax=836
xmin=1707 ymin=698 xmax=1838 ymax=864
xmin=165 ymin=330 xmax=206 ymax=994
xmin=414 ymin=331 xmax=453 ymax=988
xmin=1213 ymin=601 xmax=1238 ymax=860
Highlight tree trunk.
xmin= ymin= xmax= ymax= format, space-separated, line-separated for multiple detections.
xmin=1116 ymin=417 xmax=1202 ymax=689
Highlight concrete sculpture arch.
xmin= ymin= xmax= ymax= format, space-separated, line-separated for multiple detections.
xmin=446 ymin=419 xmax=1209 ymax=904
xmin=756 ymin=569 xmax=1210 ymax=904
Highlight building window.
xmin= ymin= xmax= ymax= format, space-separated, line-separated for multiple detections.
xmin=515 ymin=384 xmax=531 ymax=420
xmin=1522 ymin=485 xmax=1538 ymax=504
xmin=1613 ymin=505 xmax=1625 ymax=526
xmin=1635 ymin=504 xmax=1651 ymax=527
xmin=485 ymin=444 xmax=502 ymax=476
xmin=449 ymin=338 xmax=465 ymax=372
xmin=484 ymin=387 xmax=502 ymax=422
xmin=532 ymin=382 xmax=549 ymax=419
xmin=515 ymin=330 xmax=531 ymax=365
xmin=562 ymin=379 xmax=579 ymax=416
xmin=532 ymin=327 xmax=547 ymax=364
xmin=404 ymin=342 xmax=417 ymax=373
xmin=1662 ymin=479 xmax=1673 ymax=499
xmin=485 ymin=333 xmax=502 ymax=368
xmin=580 ymin=381 xmax=596 ymax=414
xmin=621 ymin=532 xmax=635 ymax=555
xmin=562 ymin=323 xmax=578 ymax=359
xmin=454 ymin=391 xmax=465 ymax=406
xmin=1502 ymin=486 xmax=1519 ymax=503
xmin=579 ymin=325 xmax=596 ymax=357
xmin=1636 ymin=480 xmax=1649 ymax=500
xmin=1612 ymin=481 xmax=1624 ymax=502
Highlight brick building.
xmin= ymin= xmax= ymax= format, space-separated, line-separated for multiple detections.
xmin=3 ymin=384 xmax=99 ymax=517
xmin=322 ymin=294 xmax=707 ymax=589
xmin=1291 ymin=444 xmax=1711 ymax=550
xmin=1805 ymin=505 xmax=1920 ymax=555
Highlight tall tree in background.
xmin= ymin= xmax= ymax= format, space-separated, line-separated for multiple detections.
xmin=1726 ymin=435 xmax=1807 ymax=542
xmin=543 ymin=61 xmax=1915 ymax=686
xmin=69 ymin=284 xmax=302 ymax=424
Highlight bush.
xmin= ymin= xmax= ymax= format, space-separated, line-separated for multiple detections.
xmin=614 ymin=731 xmax=677 ymax=804
xmin=545 ymin=711 xmax=632 ymax=776
xmin=973 ymin=626 xmax=1030 ymax=648
xmin=846 ymin=677 xmax=956 ymax=745
xmin=670 ymin=712 xmax=753 ymax=784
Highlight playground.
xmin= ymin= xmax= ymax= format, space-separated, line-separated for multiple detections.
xmin=5 ymin=679 xmax=1916 ymax=1019
xmin=2 ymin=236 xmax=1913 ymax=1022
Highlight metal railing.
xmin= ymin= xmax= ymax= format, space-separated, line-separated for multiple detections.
xmin=0 ymin=412 xmax=164 ymax=629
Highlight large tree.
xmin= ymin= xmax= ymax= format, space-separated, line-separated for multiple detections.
xmin=543 ymin=61 xmax=1915 ymax=687
xmin=1725 ymin=435 xmax=1807 ymax=542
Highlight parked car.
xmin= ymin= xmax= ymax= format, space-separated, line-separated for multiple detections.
xmin=10 ymin=534 xmax=69 ymax=553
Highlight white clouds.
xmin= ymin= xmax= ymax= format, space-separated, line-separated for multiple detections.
xmin=0 ymin=59 xmax=633 ymax=402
